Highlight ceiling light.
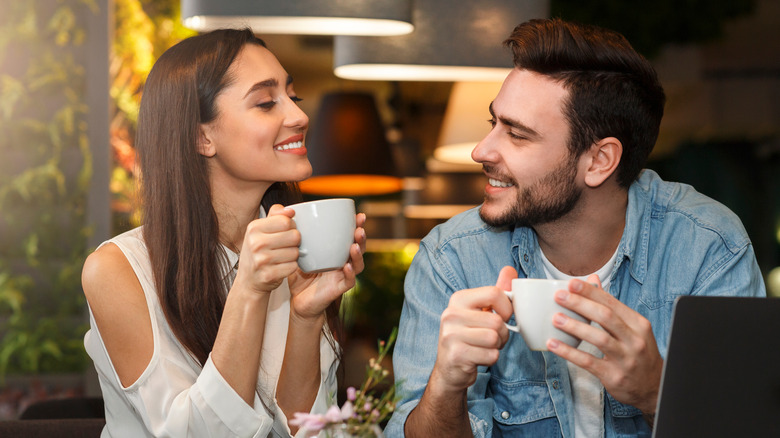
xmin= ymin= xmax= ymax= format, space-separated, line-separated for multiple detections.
xmin=434 ymin=81 xmax=504 ymax=167
xmin=333 ymin=0 xmax=549 ymax=81
xmin=181 ymin=0 xmax=414 ymax=36
xmin=299 ymin=92 xmax=403 ymax=196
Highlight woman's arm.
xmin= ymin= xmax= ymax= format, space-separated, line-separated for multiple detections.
xmin=82 ymin=243 xmax=155 ymax=388
xmin=277 ymin=213 xmax=366 ymax=431
xmin=84 ymin=243 xmax=277 ymax=437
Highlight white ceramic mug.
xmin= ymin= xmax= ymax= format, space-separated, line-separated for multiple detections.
xmin=505 ymin=278 xmax=588 ymax=351
xmin=288 ymin=198 xmax=356 ymax=273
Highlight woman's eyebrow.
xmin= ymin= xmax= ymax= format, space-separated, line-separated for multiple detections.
xmin=243 ymin=78 xmax=278 ymax=99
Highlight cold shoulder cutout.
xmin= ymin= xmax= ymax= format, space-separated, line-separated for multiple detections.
xmin=83 ymin=227 xmax=339 ymax=437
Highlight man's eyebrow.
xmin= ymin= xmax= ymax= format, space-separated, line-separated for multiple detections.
xmin=489 ymin=102 xmax=541 ymax=138
xmin=243 ymin=78 xmax=279 ymax=99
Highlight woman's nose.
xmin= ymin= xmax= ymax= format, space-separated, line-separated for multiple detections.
xmin=285 ymin=99 xmax=308 ymax=130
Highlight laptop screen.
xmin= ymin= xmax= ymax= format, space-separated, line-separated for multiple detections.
xmin=652 ymin=296 xmax=780 ymax=437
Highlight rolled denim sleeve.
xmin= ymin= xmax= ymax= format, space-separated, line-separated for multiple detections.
xmin=385 ymin=241 xmax=494 ymax=437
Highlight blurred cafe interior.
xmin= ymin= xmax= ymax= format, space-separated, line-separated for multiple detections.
xmin=0 ymin=0 xmax=778 ymax=427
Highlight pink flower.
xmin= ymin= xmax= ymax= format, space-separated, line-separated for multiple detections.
xmin=347 ymin=387 xmax=357 ymax=401
xmin=324 ymin=405 xmax=343 ymax=423
xmin=290 ymin=412 xmax=327 ymax=433
xmin=340 ymin=401 xmax=355 ymax=419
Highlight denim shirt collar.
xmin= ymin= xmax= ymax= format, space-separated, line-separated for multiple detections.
xmin=510 ymin=170 xmax=659 ymax=292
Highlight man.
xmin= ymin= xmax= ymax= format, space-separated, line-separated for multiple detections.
xmin=385 ymin=18 xmax=765 ymax=437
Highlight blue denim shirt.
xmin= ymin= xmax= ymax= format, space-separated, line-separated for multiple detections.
xmin=385 ymin=170 xmax=766 ymax=438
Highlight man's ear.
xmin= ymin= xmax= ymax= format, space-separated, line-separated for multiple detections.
xmin=198 ymin=125 xmax=216 ymax=158
xmin=583 ymin=137 xmax=621 ymax=188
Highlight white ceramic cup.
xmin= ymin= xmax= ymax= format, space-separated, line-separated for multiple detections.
xmin=288 ymin=198 xmax=356 ymax=273
xmin=505 ymin=278 xmax=588 ymax=351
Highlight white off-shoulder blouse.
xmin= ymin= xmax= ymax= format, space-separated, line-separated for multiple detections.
xmin=84 ymin=226 xmax=339 ymax=437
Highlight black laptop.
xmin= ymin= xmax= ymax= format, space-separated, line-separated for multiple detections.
xmin=652 ymin=296 xmax=780 ymax=437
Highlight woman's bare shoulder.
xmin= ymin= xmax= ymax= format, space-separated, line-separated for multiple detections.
xmin=82 ymin=242 xmax=155 ymax=387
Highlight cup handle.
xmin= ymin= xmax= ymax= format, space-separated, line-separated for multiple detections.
xmin=503 ymin=290 xmax=519 ymax=333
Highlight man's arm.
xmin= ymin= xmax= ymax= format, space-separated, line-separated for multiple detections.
xmin=403 ymin=267 xmax=517 ymax=437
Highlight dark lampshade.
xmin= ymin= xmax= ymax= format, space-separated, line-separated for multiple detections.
xmin=300 ymin=92 xmax=402 ymax=196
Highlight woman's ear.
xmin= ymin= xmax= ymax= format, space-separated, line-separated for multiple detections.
xmin=198 ymin=125 xmax=216 ymax=158
xmin=583 ymin=137 xmax=621 ymax=188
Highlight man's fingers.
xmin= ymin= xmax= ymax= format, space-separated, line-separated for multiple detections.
xmin=450 ymin=286 xmax=514 ymax=321
xmin=495 ymin=266 xmax=518 ymax=292
xmin=568 ymin=278 xmax=643 ymax=328
xmin=547 ymin=337 xmax=604 ymax=375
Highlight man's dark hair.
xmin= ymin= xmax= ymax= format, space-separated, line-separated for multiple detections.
xmin=504 ymin=18 xmax=666 ymax=187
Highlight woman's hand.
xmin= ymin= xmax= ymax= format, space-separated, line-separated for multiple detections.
xmin=234 ymin=204 xmax=301 ymax=295
xmin=287 ymin=212 xmax=367 ymax=321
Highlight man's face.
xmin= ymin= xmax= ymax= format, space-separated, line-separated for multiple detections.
xmin=472 ymin=68 xmax=583 ymax=228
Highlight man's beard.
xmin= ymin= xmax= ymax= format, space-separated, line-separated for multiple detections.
xmin=479 ymin=153 xmax=582 ymax=228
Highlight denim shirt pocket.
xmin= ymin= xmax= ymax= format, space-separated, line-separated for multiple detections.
xmin=489 ymin=376 xmax=562 ymax=436
xmin=606 ymin=393 xmax=651 ymax=437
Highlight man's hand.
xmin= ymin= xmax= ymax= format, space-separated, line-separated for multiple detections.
xmin=431 ymin=266 xmax=516 ymax=392
xmin=547 ymin=274 xmax=663 ymax=415
xmin=405 ymin=266 xmax=516 ymax=437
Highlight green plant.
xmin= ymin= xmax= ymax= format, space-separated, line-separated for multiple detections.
xmin=292 ymin=328 xmax=399 ymax=437
xmin=0 ymin=0 xmax=97 ymax=379
xmin=342 ymin=246 xmax=416 ymax=343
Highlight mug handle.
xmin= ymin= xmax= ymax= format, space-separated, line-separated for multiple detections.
xmin=503 ymin=290 xmax=519 ymax=333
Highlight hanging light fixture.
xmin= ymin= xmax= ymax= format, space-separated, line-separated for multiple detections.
xmin=181 ymin=0 xmax=414 ymax=36
xmin=299 ymin=91 xmax=403 ymax=197
xmin=434 ymin=81 xmax=503 ymax=167
xmin=333 ymin=0 xmax=549 ymax=81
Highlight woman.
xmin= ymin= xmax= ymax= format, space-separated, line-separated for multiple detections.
xmin=82 ymin=29 xmax=366 ymax=437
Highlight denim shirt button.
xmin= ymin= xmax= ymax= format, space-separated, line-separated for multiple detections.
xmin=501 ymin=411 xmax=510 ymax=420
xmin=552 ymin=380 xmax=560 ymax=390
xmin=523 ymin=254 xmax=529 ymax=262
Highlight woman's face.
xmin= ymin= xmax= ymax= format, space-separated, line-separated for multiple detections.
xmin=199 ymin=44 xmax=311 ymax=194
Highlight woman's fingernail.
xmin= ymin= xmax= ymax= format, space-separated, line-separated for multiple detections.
xmin=553 ymin=313 xmax=568 ymax=326
xmin=548 ymin=339 xmax=560 ymax=350
xmin=555 ymin=289 xmax=569 ymax=301
xmin=570 ymin=281 xmax=583 ymax=292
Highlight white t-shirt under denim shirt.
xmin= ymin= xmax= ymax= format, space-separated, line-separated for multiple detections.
xmin=84 ymin=225 xmax=339 ymax=438
xmin=539 ymin=246 xmax=619 ymax=438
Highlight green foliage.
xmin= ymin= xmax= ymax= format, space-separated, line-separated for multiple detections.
xmin=0 ymin=0 xmax=95 ymax=377
xmin=110 ymin=0 xmax=195 ymax=232
xmin=343 ymin=247 xmax=415 ymax=342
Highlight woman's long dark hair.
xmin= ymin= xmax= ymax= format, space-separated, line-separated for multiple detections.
xmin=136 ymin=28 xmax=340 ymax=366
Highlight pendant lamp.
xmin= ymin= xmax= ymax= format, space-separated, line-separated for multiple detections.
xmin=333 ymin=0 xmax=549 ymax=81
xmin=181 ymin=0 xmax=414 ymax=36
xmin=434 ymin=82 xmax=504 ymax=168
xmin=299 ymin=92 xmax=403 ymax=197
